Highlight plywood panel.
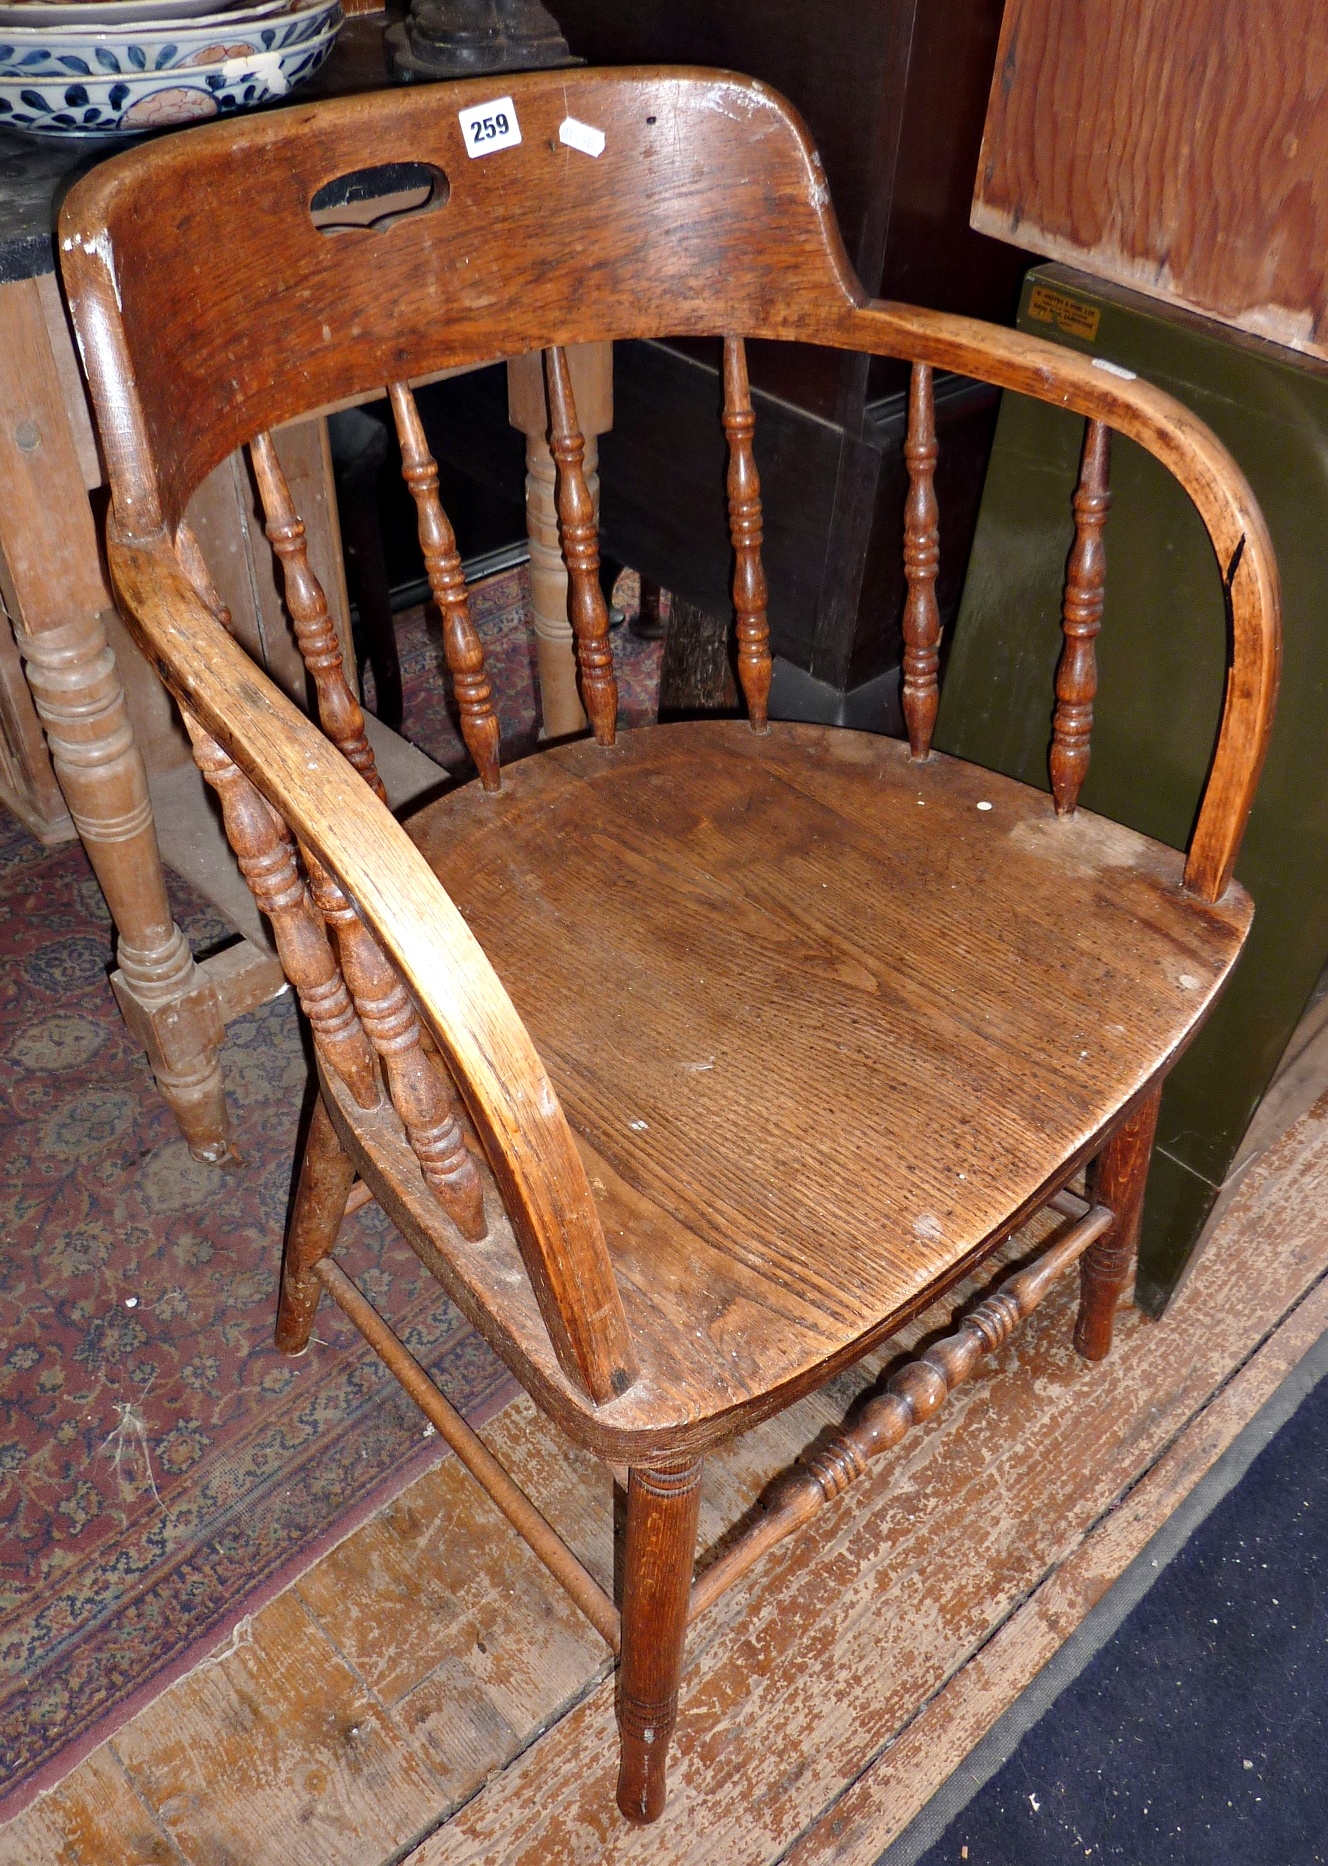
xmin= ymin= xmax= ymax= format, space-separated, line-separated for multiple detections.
xmin=972 ymin=0 xmax=1328 ymax=359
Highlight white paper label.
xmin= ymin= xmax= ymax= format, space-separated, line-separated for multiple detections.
xmin=458 ymin=96 xmax=522 ymax=157
xmin=1091 ymin=356 xmax=1137 ymax=380
xmin=559 ymin=115 xmax=606 ymax=157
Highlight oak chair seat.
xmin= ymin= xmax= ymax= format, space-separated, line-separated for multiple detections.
xmin=338 ymin=717 xmax=1248 ymax=1456
xmin=58 ymin=64 xmax=1280 ymax=1825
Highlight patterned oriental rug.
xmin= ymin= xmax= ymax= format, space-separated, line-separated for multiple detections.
xmin=0 ymin=565 xmax=661 ymax=1819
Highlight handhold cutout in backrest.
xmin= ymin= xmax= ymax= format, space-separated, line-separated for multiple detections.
xmin=59 ymin=71 xmax=864 ymax=536
xmin=310 ymin=161 xmax=449 ymax=235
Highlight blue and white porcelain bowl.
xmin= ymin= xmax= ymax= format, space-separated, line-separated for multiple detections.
xmin=0 ymin=0 xmax=278 ymax=25
xmin=0 ymin=8 xmax=337 ymax=135
xmin=0 ymin=0 xmax=337 ymax=82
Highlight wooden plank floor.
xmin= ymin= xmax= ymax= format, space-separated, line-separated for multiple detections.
xmin=6 ymin=1094 xmax=1328 ymax=1865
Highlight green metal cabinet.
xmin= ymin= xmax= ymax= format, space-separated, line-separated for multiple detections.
xmin=937 ymin=264 xmax=1328 ymax=1311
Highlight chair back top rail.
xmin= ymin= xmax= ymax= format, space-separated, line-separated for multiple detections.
xmin=61 ymin=67 xmax=1280 ymax=1402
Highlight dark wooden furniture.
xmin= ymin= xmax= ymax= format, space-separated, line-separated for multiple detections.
xmin=972 ymin=0 xmax=1328 ymax=363
xmin=387 ymin=0 xmax=577 ymax=83
xmin=328 ymin=407 xmax=403 ymax=730
xmin=60 ymin=68 xmax=1278 ymax=1824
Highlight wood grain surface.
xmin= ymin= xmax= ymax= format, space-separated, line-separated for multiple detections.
xmin=544 ymin=344 xmax=619 ymax=746
xmin=114 ymin=525 xmax=641 ymax=1413
xmin=388 ymin=380 xmax=502 ymax=791
xmin=0 ymin=275 xmax=230 ymax=1156
xmin=688 ymin=1201 xmax=1113 ymax=1620
xmin=720 ymin=335 xmax=772 ymax=731
xmin=616 ymin=1460 xmax=705 ymax=1821
xmin=109 ymin=1588 xmax=448 ymax=1866
xmin=1077 ymin=1083 xmax=1162 ymax=1359
xmin=973 ymin=0 xmax=1328 ymax=362
xmin=250 ymin=428 xmax=386 ymax=800
xmin=397 ymin=719 xmax=1247 ymax=1450
xmin=787 ymin=1221 xmax=1328 ymax=1865
xmin=277 ymin=1092 xmax=360 ymax=1354
xmin=182 ymin=718 xmax=380 ymax=1112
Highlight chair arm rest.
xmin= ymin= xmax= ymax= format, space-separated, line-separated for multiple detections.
xmin=108 ymin=523 xmax=638 ymax=1406
xmin=845 ymin=302 xmax=1282 ymax=905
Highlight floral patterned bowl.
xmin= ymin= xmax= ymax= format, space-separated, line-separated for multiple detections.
xmin=0 ymin=0 xmax=290 ymax=28
xmin=0 ymin=0 xmax=336 ymax=81
xmin=0 ymin=9 xmax=337 ymax=134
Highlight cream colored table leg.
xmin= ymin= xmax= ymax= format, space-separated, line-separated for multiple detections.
xmin=0 ymin=275 xmax=231 ymax=1158
xmin=508 ymin=343 xmax=613 ymax=740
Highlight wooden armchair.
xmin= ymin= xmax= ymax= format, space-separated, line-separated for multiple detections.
xmin=58 ymin=69 xmax=1279 ymax=1825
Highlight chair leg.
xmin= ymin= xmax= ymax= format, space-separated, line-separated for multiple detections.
xmin=616 ymin=1457 xmax=703 ymax=1824
xmin=1075 ymin=1084 xmax=1163 ymax=1361
xmin=276 ymin=1092 xmax=356 ymax=1355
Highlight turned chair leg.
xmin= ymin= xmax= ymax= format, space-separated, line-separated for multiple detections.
xmin=276 ymin=1092 xmax=357 ymax=1354
xmin=1075 ymin=1084 xmax=1163 ymax=1360
xmin=616 ymin=1457 xmax=703 ymax=1824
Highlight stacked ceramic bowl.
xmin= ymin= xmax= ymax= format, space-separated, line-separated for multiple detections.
xmin=0 ymin=0 xmax=341 ymax=137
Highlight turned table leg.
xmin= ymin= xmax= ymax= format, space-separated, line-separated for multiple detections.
xmin=0 ymin=275 xmax=229 ymax=1160
xmin=1076 ymin=1084 xmax=1163 ymax=1360
xmin=508 ymin=343 xmax=613 ymax=740
xmin=616 ymin=1456 xmax=703 ymax=1824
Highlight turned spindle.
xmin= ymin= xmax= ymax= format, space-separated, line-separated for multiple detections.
xmin=688 ymin=1200 xmax=1114 ymax=1621
xmin=388 ymin=382 xmax=502 ymax=791
xmin=902 ymin=361 xmax=941 ymax=760
xmin=543 ymin=345 xmax=618 ymax=744
xmin=305 ymin=855 xmax=488 ymax=1241
xmin=249 ymin=430 xmax=387 ymax=802
xmin=182 ymin=714 xmax=379 ymax=1110
xmin=1051 ymin=419 xmax=1113 ymax=816
xmin=722 ymin=335 xmax=772 ymax=731
xmin=794 ymin=1282 xmax=1030 ymax=1506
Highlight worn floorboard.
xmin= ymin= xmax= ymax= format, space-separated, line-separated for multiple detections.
xmin=785 ymin=1255 xmax=1328 ymax=1864
xmin=2 ymin=1099 xmax=1327 ymax=1865
xmin=413 ymin=1099 xmax=1328 ymax=1865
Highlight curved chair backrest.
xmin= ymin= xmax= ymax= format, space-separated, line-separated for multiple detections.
xmin=59 ymin=66 xmax=1280 ymax=1410
xmin=60 ymin=69 xmax=862 ymax=538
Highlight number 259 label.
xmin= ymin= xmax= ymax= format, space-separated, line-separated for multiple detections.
xmin=458 ymin=97 xmax=522 ymax=157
